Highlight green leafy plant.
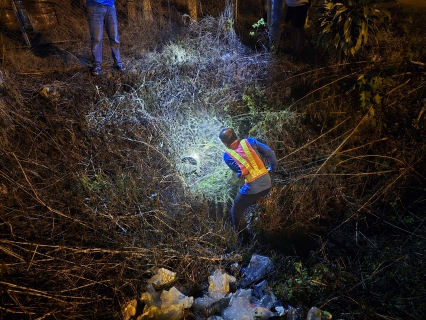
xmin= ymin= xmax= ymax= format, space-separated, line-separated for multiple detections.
xmin=242 ymin=86 xmax=268 ymax=114
xmin=227 ymin=18 xmax=235 ymax=31
xmin=313 ymin=0 xmax=390 ymax=57
xmin=274 ymin=261 xmax=328 ymax=302
xmin=81 ymin=173 xmax=108 ymax=192
xmin=250 ymin=18 xmax=267 ymax=37
xmin=356 ymin=74 xmax=394 ymax=109
xmin=249 ymin=18 xmax=270 ymax=49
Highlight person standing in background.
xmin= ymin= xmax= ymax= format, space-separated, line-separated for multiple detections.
xmin=86 ymin=0 xmax=124 ymax=76
xmin=284 ymin=0 xmax=310 ymax=55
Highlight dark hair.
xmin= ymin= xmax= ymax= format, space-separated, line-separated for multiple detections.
xmin=219 ymin=128 xmax=237 ymax=145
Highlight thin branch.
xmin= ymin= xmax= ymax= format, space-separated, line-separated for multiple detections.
xmin=314 ymin=106 xmax=373 ymax=175
xmin=329 ymin=168 xmax=408 ymax=234
xmin=277 ymin=117 xmax=351 ymax=162
xmin=12 ymin=152 xmax=91 ymax=229
xmin=288 ymin=72 xmax=358 ymax=110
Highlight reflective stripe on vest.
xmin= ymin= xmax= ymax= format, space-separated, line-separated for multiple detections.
xmin=226 ymin=139 xmax=268 ymax=183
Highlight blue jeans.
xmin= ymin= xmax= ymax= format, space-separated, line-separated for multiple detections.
xmin=87 ymin=5 xmax=122 ymax=68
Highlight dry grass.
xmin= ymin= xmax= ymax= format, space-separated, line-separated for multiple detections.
xmin=0 ymin=4 xmax=276 ymax=318
xmin=1 ymin=1 xmax=425 ymax=319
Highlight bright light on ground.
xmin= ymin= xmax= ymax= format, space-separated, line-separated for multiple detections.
xmin=163 ymin=113 xmax=239 ymax=202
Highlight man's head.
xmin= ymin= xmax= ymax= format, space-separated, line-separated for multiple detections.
xmin=219 ymin=128 xmax=238 ymax=147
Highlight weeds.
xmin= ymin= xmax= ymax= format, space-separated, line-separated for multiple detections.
xmin=0 ymin=1 xmax=425 ymax=319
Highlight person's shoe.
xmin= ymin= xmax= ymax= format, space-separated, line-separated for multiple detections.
xmin=90 ymin=66 xmax=101 ymax=76
xmin=113 ymin=63 xmax=125 ymax=71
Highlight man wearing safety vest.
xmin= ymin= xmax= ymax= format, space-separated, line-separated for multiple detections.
xmin=219 ymin=128 xmax=277 ymax=234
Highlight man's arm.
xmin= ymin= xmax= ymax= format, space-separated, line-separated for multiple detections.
xmin=223 ymin=153 xmax=243 ymax=177
xmin=248 ymin=138 xmax=277 ymax=171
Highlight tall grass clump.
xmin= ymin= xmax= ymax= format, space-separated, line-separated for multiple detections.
xmin=241 ymin=2 xmax=426 ymax=318
xmin=0 ymin=4 xmax=267 ymax=318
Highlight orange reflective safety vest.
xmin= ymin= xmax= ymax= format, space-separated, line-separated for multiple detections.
xmin=225 ymin=139 xmax=269 ymax=183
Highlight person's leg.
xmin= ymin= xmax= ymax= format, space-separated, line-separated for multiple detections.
xmin=294 ymin=27 xmax=305 ymax=53
xmin=291 ymin=4 xmax=308 ymax=54
xmin=231 ymin=193 xmax=255 ymax=231
xmin=269 ymin=0 xmax=283 ymax=51
xmin=87 ymin=5 xmax=105 ymax=71
xmin=231 ymin=188 xmax=271 ymax=231
xmin=104 ymin=5 xmax=122 ymax=68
